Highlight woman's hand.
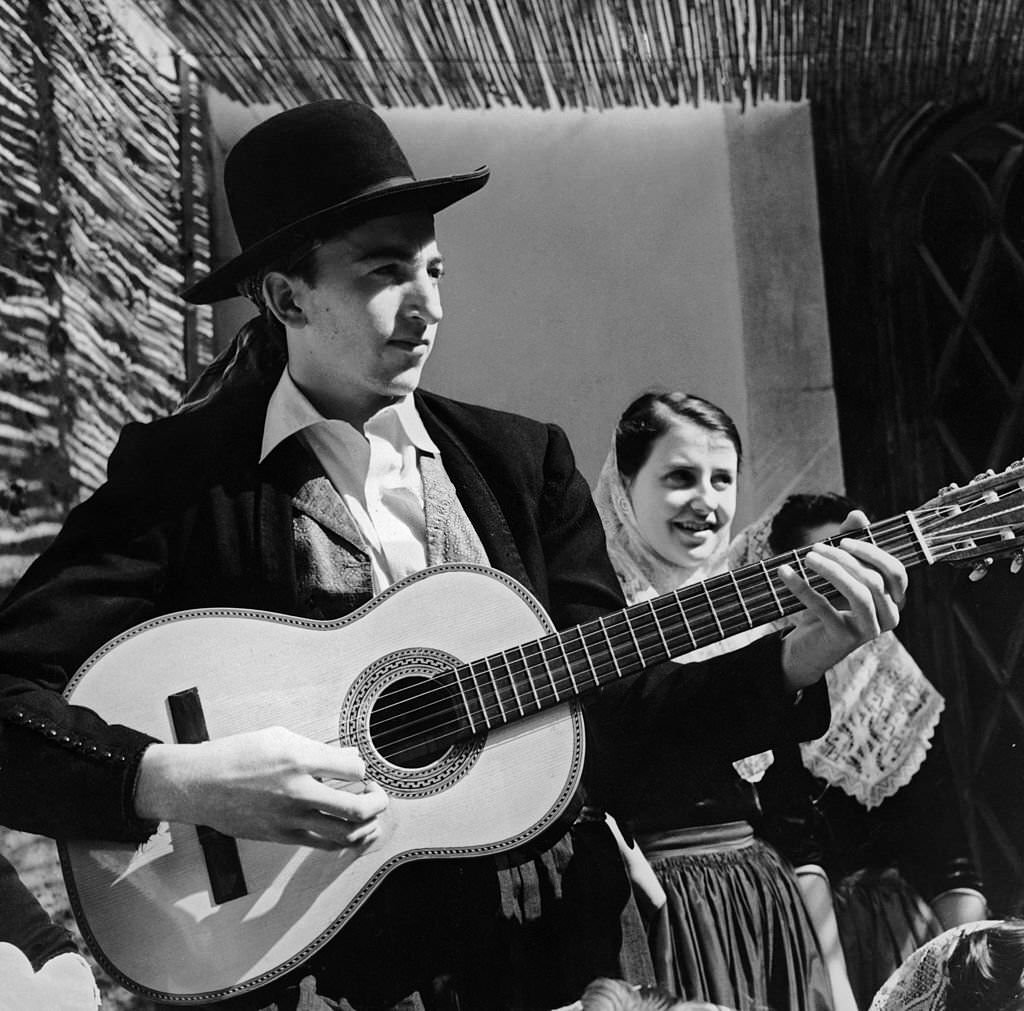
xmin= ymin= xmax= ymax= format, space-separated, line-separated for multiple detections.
xmin=778 ymin=510 xmax=908 ymax=690
xmin=134 ymin=726 xmax=389 ymax=850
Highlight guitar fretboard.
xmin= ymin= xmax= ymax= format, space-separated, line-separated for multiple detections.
xmin=447 ymin=512 xmax=929 ymax=738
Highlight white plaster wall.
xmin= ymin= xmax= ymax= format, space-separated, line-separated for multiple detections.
xmin=206 ymin=95 xmax=840 ymax=527
xmin=725 ymin=104 xmax=845 ymax=523
xmin=385 ymin=107 xmax=749 ymax=492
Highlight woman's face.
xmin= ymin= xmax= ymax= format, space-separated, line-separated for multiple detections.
xmin=627 ymin=417 xmax=739 ymax=577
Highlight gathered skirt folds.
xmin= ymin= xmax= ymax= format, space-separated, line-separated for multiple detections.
xmin=640 ymin=822 xmax=834 ymax=1011
xmin=832 ymin=866 xmax=942 ymax=1010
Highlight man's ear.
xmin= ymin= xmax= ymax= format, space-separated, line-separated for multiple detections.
xmin=262 ymin=271 xmax=306 ymax=327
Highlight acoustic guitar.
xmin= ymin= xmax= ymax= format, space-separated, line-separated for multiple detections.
xmin=59 ymin=464 xmax=1024 ymax=1003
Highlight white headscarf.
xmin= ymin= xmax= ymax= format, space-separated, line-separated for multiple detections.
xmin=593 ymin=435 xmax=774 ymax=783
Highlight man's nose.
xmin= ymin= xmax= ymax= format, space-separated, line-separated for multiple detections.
xmin=407 ymin=272 xmax=443 ymax=325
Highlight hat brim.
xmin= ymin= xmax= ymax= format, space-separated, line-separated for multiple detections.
xmin=182 ymin=167 xmax=490 ymax=305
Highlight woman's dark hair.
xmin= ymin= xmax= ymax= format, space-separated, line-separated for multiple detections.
xmin=768 ymin=492 xmax=859 ymax=554
xmin=945 ymin=919 xmax=1024 ymax=1011
xmin=614 ymin=391 xmax=742 ymax=482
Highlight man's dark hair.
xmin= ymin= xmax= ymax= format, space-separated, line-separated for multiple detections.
xmin=768 ymin=492 xmax=859 ymax=554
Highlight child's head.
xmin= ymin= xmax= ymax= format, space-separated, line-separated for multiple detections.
xmin=578 ymin=976 xmax=736 ymax=1011
xmin=945 ymin=918 xmax=1024 ymax=1011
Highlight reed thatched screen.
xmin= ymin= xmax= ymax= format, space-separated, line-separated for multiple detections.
xmin=0 ymin=0 xmax=213 ymax=591
xmin=136 ymin=0 xmax=1024 ymax=112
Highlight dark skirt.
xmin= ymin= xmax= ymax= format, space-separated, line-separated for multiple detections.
xmin=832 ymin=866 xmax=942 ymax=1010
xmin=640 ymin=822 xmax=834 ymax=1011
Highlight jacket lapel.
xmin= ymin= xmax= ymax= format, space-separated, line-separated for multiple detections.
xmin=415 ymin=394 xmax=533 ymax=591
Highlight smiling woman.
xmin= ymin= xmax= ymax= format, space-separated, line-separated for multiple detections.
xmin=606 ymin=392 xmax=741 ymax=592
xmin=590 ymin=390 xmax=839 ymax=1011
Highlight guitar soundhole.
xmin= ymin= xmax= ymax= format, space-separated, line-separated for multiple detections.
xmin=369 ymin=675 xmax=459 ymax=769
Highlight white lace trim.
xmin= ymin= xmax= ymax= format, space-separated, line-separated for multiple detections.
xmin=728 ymin=514 xmax=946 ymax=809
xmin=798 ymin=633 xmax=944 ymax=808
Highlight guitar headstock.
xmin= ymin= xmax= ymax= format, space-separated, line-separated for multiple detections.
xmin=917 ymin=460 xmax=1024 ymax=578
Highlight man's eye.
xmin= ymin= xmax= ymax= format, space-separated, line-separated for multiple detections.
xmin=429 ymin=265 xmax=445 ymax=282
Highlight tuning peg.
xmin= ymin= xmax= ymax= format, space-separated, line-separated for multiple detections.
xmin=1012 ymin=552 xmax=1024 ymax=575
xmin=969 ymin=558 xmax=994 ymax=581
xmin=939 ymin=482 xmax=960 ymax=494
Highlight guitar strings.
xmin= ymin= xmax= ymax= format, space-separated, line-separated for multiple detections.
xmin=340 ymin=498 xmax=1022 ymax=756
xmin=357 ymin=514 xmax=1013 ymax=755
xmin=352 ymin=504 xmax=1017 ymax=753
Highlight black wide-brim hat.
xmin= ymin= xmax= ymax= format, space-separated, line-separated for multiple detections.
xmin=182 ymin=100 xmax=490 ymax=304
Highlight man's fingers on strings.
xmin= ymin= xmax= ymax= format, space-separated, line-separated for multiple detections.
xmin=299 ymin=777 xmax=389 ymax=823
xmin=838 ymin=508 xmax=871 ymax=533
xmin=302 ymin=742 xmax=368 ymax=783
xmin=835 ymin=537 xmax=909 ymax=608
xmin=807 ymin=543 xmax=903 ymax=629
xmin=804 ymin=545 xmax=903 ymax=635
xmin=778 ymin=550 xmax=888 ymax=634
xmin=776 ymin=562 xmax=831 ymax=614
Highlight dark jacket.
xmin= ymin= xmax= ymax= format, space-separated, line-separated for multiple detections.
xmin=0 ymin=383 xmax=824 ymax=842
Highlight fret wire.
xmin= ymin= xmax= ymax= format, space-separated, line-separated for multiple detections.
xmin=633 ymin=615 xmax=664 ymax=665
xmin=598 ymin=615 xmax=624 ymax=680
xmin=538 ymin=638 xmax=561 ymax=699
xmin=579 ymin=626 xmax=603 ymax=687
xmin=452 ymin=666 xmax=478 ymax=735
xmin=556 ymin=632 xmax=579 ymax=695
xmin=622 ymin=611 xmax=645 ymax=663
xmin=792 ymin=551 xmax=809 ymax=580
xmin=501 ymin=648 xmax=526 ymax=717
xmin=647 ymin=599 xmax=671 ymax=654
xmin=673 ymin=591 xmax=698 ymax=650
xmin=518 ymin=642 xmax=543 ymax=710
xmin=728 ymin=570 xmax=753 ymax=628
xmin=469 ymin=662 xmax=493 ymax=728
xmin=482 ymin=654 xmax=508 ymax=723
xmin=760 ymin=560 xmax=784 ymax=614
xmin=700 ymin=582 xmax=725 ymax=638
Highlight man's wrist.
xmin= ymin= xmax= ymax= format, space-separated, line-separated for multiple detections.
xmin=133 ymin=742 xmax=192 ymax=823
xmin=780 ymin=631 xmax=824 ymax=691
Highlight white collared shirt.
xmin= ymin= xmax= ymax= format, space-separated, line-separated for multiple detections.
xmin=261 ymin=369 xmax=438 ymax=593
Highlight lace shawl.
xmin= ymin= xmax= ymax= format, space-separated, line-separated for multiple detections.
xmin=728 ymin=513 xmax=945 ymax=809
xmin=868 ymin=921 xmax=1000 ymax=1011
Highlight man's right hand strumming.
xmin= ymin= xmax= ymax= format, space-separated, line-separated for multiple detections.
xmin=133 ymin=726 xmax=388 ymax=849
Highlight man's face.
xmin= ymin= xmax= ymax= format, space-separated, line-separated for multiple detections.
xmin=282 ymin=211 xmax=444 ymax=423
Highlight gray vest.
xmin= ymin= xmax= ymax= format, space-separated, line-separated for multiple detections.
xmin=292 ymin=450 xmax=490 ymax=618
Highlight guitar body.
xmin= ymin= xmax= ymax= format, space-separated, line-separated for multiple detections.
xmin=59 ymin=565 xmax=584 ymax=1004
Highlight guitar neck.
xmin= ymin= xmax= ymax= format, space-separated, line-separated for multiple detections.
xmin=447 ymin=512 xmax=930 ymax=739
